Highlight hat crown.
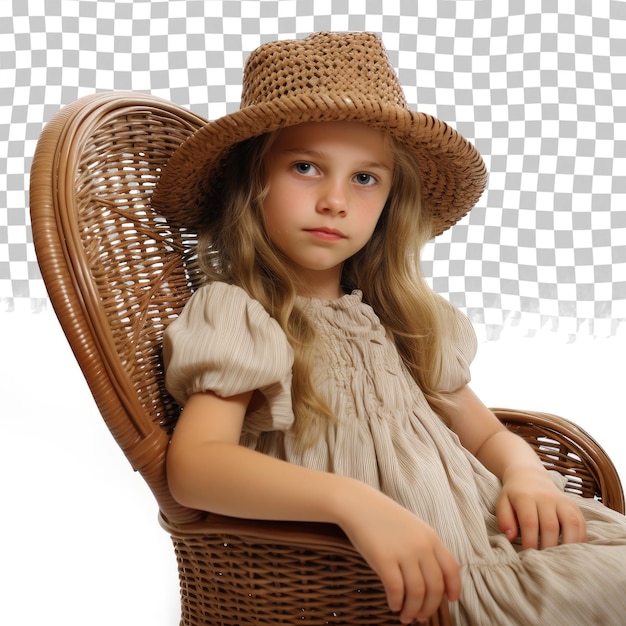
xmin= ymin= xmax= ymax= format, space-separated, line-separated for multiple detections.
xmin=240 ymin=31 xmax=408 ymax=109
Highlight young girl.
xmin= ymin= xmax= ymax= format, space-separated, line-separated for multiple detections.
xmin=153 ymin=32 xmax=626 ymax=625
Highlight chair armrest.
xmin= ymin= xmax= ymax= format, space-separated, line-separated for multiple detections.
xmin=160 ymin=512 xmax=453 ymax=625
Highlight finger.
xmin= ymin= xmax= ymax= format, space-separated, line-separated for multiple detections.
xmin=380 ymin=563 xmax=405 ymax=614
xmin=536 ymin=505 xmax=561 ymax=549
xmin=411 ymin=546 xmax=461 ymax=624
xmin=412 ymin=555 xmax=446 ymax=623
xmin=397 ymin=561 xmax=427 ymax=625
xmin=436 ymin=544 xmax=461 ymax=602
xmin=515 ymin=498 xmax=540 ymax=550
xmin=495 ymin=495 xmax=519 ymax=542
xmin=559 ymin=503 xmax=588 ymax=545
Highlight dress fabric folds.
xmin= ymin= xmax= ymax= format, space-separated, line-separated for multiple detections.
xmin=164 ymin=282 xmax=626 ymax=626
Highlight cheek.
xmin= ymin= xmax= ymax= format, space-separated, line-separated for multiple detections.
xmin=368 ymin=198 xmax=388 ymax=227
xmin=261 ymin=206 xmax=288 ymax=247
xmin=360 ymin=203 xmax=387 ymax=239
xmin=263 ymin=202 xmax=285 ymax=230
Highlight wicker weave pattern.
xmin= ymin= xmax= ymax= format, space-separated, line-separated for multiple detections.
xmin=172 ymin=531 xmax=416 ymax=624
xmin=72 ymin=109 xmax=204 ymax=430
xmin=31 ymin=92 xmax=208 ymax=525
xmin=30 ymin=92 xmax=623 ymax=626
xmin=241 ymin=32 xmax=407 ymax=108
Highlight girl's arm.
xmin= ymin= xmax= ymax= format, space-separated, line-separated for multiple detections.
xmin=167 ymin=390 xmax=354 ymax=521
xmin=446 ymin=385 xmax=587 ymax=549
xmin=167 ymin=390 xmax=460 ymax=625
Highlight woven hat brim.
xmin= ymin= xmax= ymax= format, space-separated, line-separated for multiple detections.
xmin=152 ymin=93 xmax=487 ymax=237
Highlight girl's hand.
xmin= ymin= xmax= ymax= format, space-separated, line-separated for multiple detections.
xmin=445 ymin=386 xmax=587 ymax=551
xmin=496 ymin=466 xmax=587 ymax=550
xmin=338 ymin=487 xmax=460 ymax=624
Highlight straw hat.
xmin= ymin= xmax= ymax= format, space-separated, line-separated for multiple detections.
xmin=152 ymin=31 xmax=487 ymax=237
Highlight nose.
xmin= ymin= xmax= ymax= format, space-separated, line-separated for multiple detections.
xmin=316 ymin=178 xmax=348 ymax=216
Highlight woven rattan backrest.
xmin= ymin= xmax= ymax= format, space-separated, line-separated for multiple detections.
xmin=30 ymin=92 xmax=207 ymax=524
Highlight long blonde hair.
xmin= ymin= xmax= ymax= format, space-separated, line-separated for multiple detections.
xmin=197 ymin=129 xmax=456 ymax=442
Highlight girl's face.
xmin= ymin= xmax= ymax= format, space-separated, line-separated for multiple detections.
xmin=262 ymin=121 xmax=393 ymax=299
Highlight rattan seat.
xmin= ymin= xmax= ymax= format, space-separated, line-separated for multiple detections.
xmin=30 ymin=92 xmax=625 ymax=625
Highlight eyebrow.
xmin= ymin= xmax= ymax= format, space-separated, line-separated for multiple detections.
xmin=283 ymin=148 xmax=393 ymax=171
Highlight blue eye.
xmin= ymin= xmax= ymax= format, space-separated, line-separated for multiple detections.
xmin=294 ymin=162 xmax=315 ymax=175
xmin=354 ymin=173 xmax=376 ymax=186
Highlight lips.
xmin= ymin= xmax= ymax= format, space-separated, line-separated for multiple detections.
xmin=305 ymin=227 xmax=346 ymax=240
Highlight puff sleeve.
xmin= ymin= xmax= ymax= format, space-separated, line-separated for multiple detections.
xmin=436 ymin=301 xmax=478 ymax=393
xmin=163 ymin=282 xmax=294 ymax=432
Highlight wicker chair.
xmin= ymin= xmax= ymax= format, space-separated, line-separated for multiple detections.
xmin=30 ymin=92 xmax=625 ymax=626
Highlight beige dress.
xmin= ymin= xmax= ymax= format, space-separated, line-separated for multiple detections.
xmin=164 ymin=282 xmax=626 ymax=626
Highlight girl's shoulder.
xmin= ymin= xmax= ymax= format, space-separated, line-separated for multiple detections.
xmin=173 ymin=281 xmax=289 ymax=348
xmin=434 ymin=296 xmax=478 ymax=392
xmin=163 ymin=281 xmax=294 ymax=407
xmin=439 ymin=296 xmax=477 ymax=350
xmin=186 ymin=280 xmax=261 ymax=311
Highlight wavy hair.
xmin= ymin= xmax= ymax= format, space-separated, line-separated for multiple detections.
xmin=197 ymin=129 xmax=456 ymax=442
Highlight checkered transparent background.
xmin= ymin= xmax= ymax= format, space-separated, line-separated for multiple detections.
xmin=1 ymin=0 xmax=625 ymax=339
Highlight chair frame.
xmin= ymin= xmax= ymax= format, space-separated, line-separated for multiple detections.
xmin=30 ymin=92 xmax=624 ymax=626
